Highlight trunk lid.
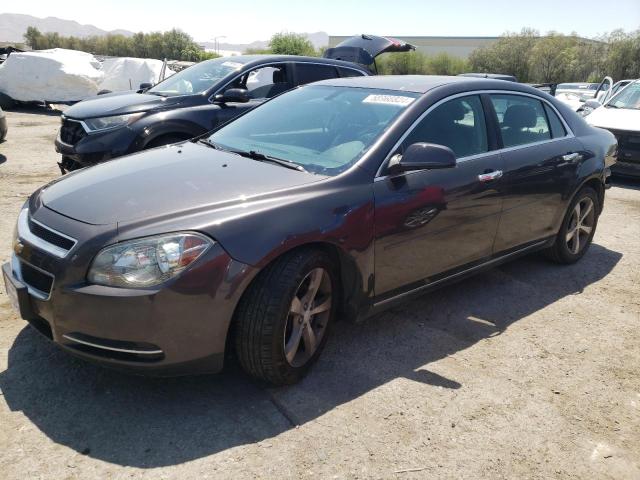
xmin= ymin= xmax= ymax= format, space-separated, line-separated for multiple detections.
xmin=323 ymin=34 xmax=416 ymax=68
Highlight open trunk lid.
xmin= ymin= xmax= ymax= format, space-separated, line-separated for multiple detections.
xmin=323 ymin=34 xmax=416 ymax=69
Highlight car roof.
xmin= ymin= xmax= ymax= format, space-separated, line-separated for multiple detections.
xmin=222 ymin=54 xmax=369 ymax=71
xmin=311 ymin=75 xmax=541 ymax=94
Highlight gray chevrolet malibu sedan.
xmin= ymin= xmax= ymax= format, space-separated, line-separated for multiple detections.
xmin=3 ymin=75 xmax=616 ymax=385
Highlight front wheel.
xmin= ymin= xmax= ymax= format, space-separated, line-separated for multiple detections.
xmin=234 ymin=249 xmax=337 ymax=385
xmin=545 ymin=187 xmax=599 ymax=264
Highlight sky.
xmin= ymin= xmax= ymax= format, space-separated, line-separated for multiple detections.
xmin=4 ymin=0 xmax=640 ymax=43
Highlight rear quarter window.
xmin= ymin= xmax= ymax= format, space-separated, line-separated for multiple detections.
xmin=337 ymin=67 xmax=366 ymax=78
xmin=544 ymin=104 xmax=567 ymax=138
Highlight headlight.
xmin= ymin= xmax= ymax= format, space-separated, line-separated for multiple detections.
xmin=83 ymin=113 xmax=144 ymax=132
xmin=88 ymin=232 xmax=213 ymax=288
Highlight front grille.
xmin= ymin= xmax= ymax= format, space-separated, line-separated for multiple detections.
xmin=60 ymin=118 xmax=87 ymax=145
xmin=28 ymin=218 xmax=75 ymax=251
xmin=20 ymin=262 xmax=54 ymax=296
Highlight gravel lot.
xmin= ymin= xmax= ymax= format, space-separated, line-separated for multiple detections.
xmin=0 ymin=108 xmax=639 ymax=479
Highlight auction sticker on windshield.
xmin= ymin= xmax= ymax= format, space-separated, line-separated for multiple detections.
xmin=363 ymin=94 xmax=415 ymax=106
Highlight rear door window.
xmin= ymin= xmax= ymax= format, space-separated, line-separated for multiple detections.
xmin=490 ymin=94 xmax=551 ymax=147
xmin=295 ymin=64 xmax=339 ymax=86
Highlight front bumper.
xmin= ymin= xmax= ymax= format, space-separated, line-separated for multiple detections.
xmin=54 ymin=124 xmax=139 ymax=170
xmin=3 ymin=206 xmax=256 ymax=376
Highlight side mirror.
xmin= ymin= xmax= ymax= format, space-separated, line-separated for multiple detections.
xmin=139 ymin=82 xmax=153 ymax=91
xmin=583 ymin=99 xmax=602 ymax=109
xmin=214 ymin=88 xmax=250 ymax=104
xmin=388 ymin=143 xmax=456 ymax=174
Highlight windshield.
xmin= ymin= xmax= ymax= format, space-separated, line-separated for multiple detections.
xmin=606 ymin=81 xmax=640 ymax=109
xmin=149 ymin=58 xmax=246 ymax=96
xmin=208 ymin=85 xmax=419 ymax=176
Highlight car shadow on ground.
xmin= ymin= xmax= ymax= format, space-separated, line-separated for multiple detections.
xmin=6 ymin=105 xmax=63 ymax=117
xmin=0 ymin=154 xmax=6 ymax=165
xmin=0 ymin=244 xmax=622 ymax=468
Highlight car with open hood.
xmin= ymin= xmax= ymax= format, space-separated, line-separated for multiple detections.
xmin=5 ymin=75 xmax=615 ymax=385
xmin=54 ymin=34 xmax=415 ymax=173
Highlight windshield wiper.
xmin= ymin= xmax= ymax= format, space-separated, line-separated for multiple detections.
xmin=605 ymin=104 xmax=619 ymax=108
xmin=234 ymin=149 xmax=308 ymax=172
xmin=197 ymin=138 xmax=223 ymax=149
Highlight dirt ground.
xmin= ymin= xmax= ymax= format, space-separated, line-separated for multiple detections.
xmin=0 ymin=108 xmax=638 ymax=480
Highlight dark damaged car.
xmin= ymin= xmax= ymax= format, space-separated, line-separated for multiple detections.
xmin=54 ymin=35 xmax=415 ymax=172
xmin=5 ymin=75 xmax=616 ymax=385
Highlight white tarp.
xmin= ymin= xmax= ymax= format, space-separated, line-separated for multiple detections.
xmin=0 ymin=50 xmax=175 ymax=103
xmin=98 ymin=57 xmax=174 ymax=92
xmin=0 ymin=48 xmax=102 ymax=102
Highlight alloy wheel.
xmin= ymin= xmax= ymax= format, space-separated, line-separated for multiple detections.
xmin=566 ymin=196 xmax=595 ymax=255
xmin=284 ymin=267 xmax=332 ymax=367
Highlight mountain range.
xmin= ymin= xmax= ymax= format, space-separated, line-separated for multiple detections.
xmin=0 ymin=13 xmax=135 ymax=43
xmin=0 ymin=13 xmax=329 ymax=53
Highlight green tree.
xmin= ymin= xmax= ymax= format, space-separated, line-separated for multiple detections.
xmin=603 ymin=29 xmax=640 ymax=80
xmin=376 ymin=51 xmax=428 ymax=74
xmin=244 ymin=47 xmax=272 ymax=54
xmin=23 ymin=26 xmax=43 ymax=49
xmin=18 ymin=26 xmax=219 ymax=62
xmin=427 ymin=52 xmax=468 ymax=75
xmin=269 ymin=32 xmax=316 ymax=56
xmin=468 ymin=28 xmax=538 ymax=82
xmin=529 ymin=33 xmax=578 ymax=83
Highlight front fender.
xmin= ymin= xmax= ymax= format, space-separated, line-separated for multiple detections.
xmin=131 ymin=105 xmax=225 ymax=151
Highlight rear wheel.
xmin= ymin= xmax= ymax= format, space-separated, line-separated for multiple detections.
xmin=234 ymin=249 xmax=337 ymax=385
xmin=545 ymin=187 xmax=599 ymax=264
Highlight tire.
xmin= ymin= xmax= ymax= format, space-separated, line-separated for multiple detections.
xmin=545 ymin=187 xmax=599 ymax=264
xmin=144 ymin=134 xmax=190 ymax=149
xmin=234 ymin=248 xmax=338 ymax=385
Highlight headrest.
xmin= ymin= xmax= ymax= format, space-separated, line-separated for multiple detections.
xmin=503 ymin=104 xmax=537 ymax=129
xmin=435 ymin=102 xmax=466 ymax=123
xmin=273 ymin=69 xmax=286 ymax=83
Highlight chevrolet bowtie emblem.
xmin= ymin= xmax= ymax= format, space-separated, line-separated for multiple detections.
xmin=13 ymin=240 xmax=24 ymax=255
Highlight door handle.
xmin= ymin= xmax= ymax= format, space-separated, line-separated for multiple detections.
xmin=478 ymin=170 xmax=503 ymax=182
xmin=562 ymin=152 xmax=582 ymax=163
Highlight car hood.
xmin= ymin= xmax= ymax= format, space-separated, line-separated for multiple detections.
xmin=586 ymin=106 xmax=640 ymax=132
xmin=39 ymin=142 xmax=324 ymax=225
xmin=62 ymin=92 xmax=191 ymax=119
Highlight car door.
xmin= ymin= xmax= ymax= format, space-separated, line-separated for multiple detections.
xmin=489 ymin=93 xmax=584 ymax=252
xmin=373 ymin=94 xmax=505 ymax=295
xmin=215 ymin=63 xmax=294 ymax=125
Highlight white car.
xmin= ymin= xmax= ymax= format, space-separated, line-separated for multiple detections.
xmin=586 ymin=80 xmax=640 ymax=178
xmin=556 ymin=78 xmax=613 ymax=112
xmin=577 ymin=78 xmax=636 ymax=116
